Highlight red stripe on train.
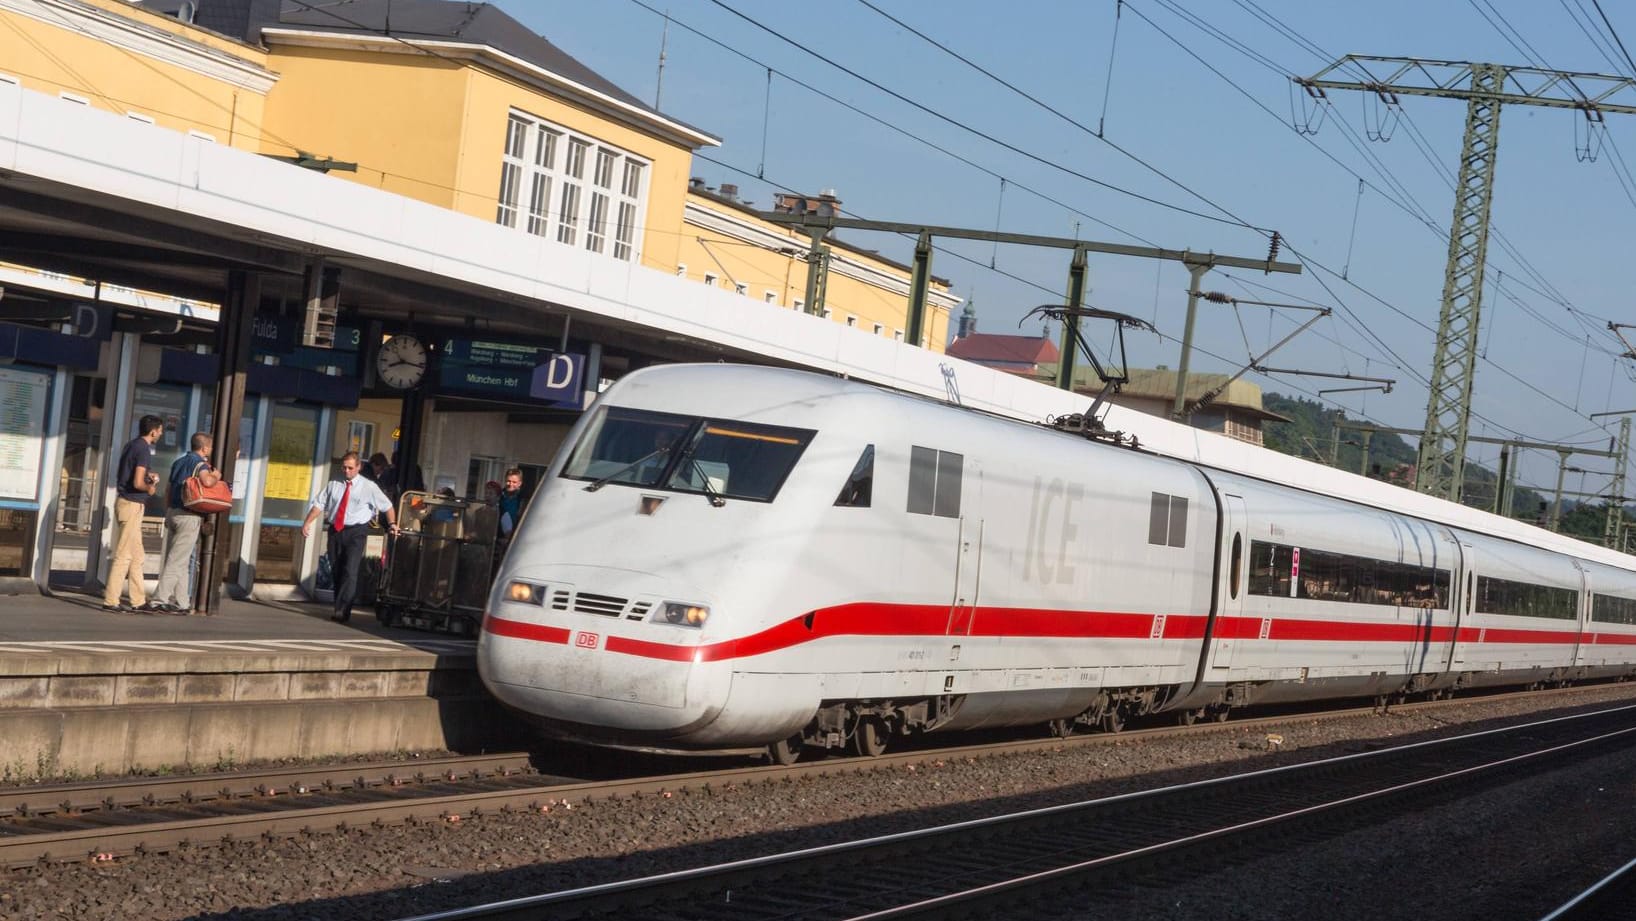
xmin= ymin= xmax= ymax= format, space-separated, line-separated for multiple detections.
xmin=482 ymin=616 xmax=571 ymax=645
xmin=486 ymin=602 xmax=1633 ymax=662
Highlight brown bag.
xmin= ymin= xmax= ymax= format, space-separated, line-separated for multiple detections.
xmin=183 ymin=463 xmax=232 ymax=514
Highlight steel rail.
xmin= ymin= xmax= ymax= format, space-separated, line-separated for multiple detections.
xmin=1 ymin=683 xmax=1627 ymax=870
xmin=1537 ymin=856 xmax=1636 ymax=921
xmin=395 ymin=703 xmax=1636 ymax=921
xmin=0 ymin=752 xmax=535 ymax=819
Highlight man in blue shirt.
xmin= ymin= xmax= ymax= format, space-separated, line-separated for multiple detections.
xmin=497 ymin=467 xmax=524 ymax=545
xmin=152 ymin=433 xmax=220 ymax=615
xmin=103 ymin=414 xmax=163 ymax=613
xmin=301 ymin=451 xmax=398 ymax=623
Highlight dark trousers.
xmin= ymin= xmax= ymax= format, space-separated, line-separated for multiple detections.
xmin=327 ymin=524 xmax=368 ymax=619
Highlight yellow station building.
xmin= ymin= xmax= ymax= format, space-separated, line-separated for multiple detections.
xmin=0 ymin=0 xmax=955 ymax=596
xmin=0 ymin=0 xmax=952 ymax=344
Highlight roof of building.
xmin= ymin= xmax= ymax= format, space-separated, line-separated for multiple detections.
xmin=281 ymin=2 xmax=643 ymax=101
xmin=147 ymin=0 xmax=716 ymax=144
xmin=946 ymin=333 xmax=1060 ymax=366
xmin=1063 ymin=366 xmax=1290 ymax=423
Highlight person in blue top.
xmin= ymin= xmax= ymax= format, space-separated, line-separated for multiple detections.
xmin=152 ymin=432 xmax=220 ymax=615
xmin=497 ymin=468 xmax=524 ymax=546
xmin=103 ymin=414 xmax=164 ymax=613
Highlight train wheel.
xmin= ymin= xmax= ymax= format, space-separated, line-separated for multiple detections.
xmin=850 ymin=718 xmax=890 ymax=757
xmin=1177 ymin=709 xmax=1200 ymax=727
xmin=1209 ymin=706 xmax=1230 ymax=723
xmin=766 ymin=735 xmax=803 ymax=766
xmin=1047 ymin=718 xmax=1075 ymax=739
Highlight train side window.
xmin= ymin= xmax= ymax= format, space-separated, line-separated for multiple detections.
xmin=1148 ymin=493 xmax=1188 ymax=548
xmin=934 ymin=451 xmax=962 ymax=518
xmin=834 ymin=445 xmax=874 ymax=507
xmin=908 ymin=446 xmax=936 ymax=514
xmin=1229 ymin=534 xmax=1242 ymax=599
xmin=1248 ymin=541 xmax=1294 ymax=597
xmin=907 ymin=446 xmax=962 ymax=518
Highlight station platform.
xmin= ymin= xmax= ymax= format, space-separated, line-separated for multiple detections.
xmin=0 ymin=593 xmax=517 ymax=779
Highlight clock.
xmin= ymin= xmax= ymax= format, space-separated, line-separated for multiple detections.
xmin=376 ymin=334 xmax=427 ymax=390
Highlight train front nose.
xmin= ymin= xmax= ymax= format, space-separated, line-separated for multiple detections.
xmin=478 ymin=565 xmax=726 ymax=735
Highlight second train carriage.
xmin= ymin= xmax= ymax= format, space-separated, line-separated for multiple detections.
xmin=477 ymin=364 xmax=1636 ymax=760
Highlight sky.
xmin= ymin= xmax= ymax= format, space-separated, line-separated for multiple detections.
xmin=513 ymin=0 xmax=1636 ymax=503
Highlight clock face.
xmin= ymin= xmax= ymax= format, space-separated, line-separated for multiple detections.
xmin=376 ymin=335 xmax=427 ymax=390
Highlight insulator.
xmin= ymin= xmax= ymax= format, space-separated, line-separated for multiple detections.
xmin=1266 ymin=231 xmax=1282 ymax=264
xmin=1202 ymin=291 xmax=1232 ymax=303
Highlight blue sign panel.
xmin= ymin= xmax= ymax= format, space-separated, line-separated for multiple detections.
xmin=438 ymin=338 xmax=584 ymax=408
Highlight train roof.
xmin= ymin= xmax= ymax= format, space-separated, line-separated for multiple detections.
xmin=613 ymin=364 xmax=1636 ymax=570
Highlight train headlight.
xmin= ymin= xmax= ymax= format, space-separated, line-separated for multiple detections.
xmin=657 ymin=602 xmax=710 ymax=628
xmin=507 ymin=581 xmax=545 ymax=605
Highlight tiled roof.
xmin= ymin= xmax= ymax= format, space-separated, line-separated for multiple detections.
xmin=947 ymin=333 xmax=1059 ymax=365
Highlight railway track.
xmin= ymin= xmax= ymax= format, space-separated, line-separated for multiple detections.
xmin=0 ymin=683 xmax=1618 ymax=871
xmin=396 ymin=702 xmax=1636 ymax=921
xmin=1540 ymin=856 xmax=1636 ymax=921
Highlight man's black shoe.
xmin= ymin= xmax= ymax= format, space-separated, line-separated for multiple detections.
xmin=101 ymin=603 xmax=132 ymax=613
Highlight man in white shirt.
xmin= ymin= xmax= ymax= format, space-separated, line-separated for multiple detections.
xmin=301 ymin=451 xmax=398 ymax=622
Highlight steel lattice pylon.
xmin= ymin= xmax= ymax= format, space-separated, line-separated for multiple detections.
xmin=1607 ymin=418 xmax=1631 ymax=547
xmin=1299 ymin=56 xmax=1636 ymax=501
xmin=1416 ymin=63 xmax=1503 ymax=499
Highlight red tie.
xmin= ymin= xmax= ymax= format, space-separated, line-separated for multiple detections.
xmin=333 ymin=480 xmax=351 ymax=532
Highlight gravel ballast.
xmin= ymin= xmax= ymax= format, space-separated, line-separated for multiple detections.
xmin=3 ymin=684 xmax=1635 ymax=921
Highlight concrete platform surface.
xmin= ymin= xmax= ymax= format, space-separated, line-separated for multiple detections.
xmin=0 ymin=591 xmax=472 ymax=650
xmin=0 ymin=593 xmax=510 ymax=778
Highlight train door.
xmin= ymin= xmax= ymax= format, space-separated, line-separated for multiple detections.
xmin=1447 ymin=543 xmax=1475 ymax=671
xmin=947 ymin=461 xmax=983 ymax=636
xmin=1571 ymin=562 xmax=1589 ymax=668
xmin=1207 ymin=494 xmax=1249 ymax=670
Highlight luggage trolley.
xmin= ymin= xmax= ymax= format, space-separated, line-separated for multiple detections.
xmin=375 ymin=491 xmax=498 ymax=636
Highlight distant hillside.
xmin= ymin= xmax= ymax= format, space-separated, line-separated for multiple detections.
xmin=1260 ymin=392 xmax=1558 ymax=526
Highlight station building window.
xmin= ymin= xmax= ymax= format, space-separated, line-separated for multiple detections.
xmin=0 ymin=364 xmax=54 ymax=580
xmin=495 ymin=110 xmax=647 ymax=263
xmin=258 ymin=402 xmax=322 ymax=584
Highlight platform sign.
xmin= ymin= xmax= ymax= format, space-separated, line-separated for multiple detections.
xmin=0 ymin=366 xmax=48 ymax=501
xmin=438 ymin=338 xmax=585 ymax=408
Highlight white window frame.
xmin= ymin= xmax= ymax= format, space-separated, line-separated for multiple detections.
xmin=764 ymin=291 xmax=778 ymax=305
xmin=793 ymin=299 xmax=805 ymax=313
xmin=59 ymin=91 xmax=89 ymax=105
xmin=187 ymin=129 xmax=217 ymax=143
xmin=734 ymin=282 xmax=748 ymax=296
xmin=894 ymin=329 xmax=904 ymax=342
xmin=873 ymin=323 xmax=884 ymax=336
xmin=846 ymin=315 xmax=857 ymax=328
xmin=822 ymin=307 xmax=833 ymax=319
xmin=703 ymin=273 xmax=718 ymax=288
xmin=126 ymin=111 xmax=155 ymax=125
xmin=677 ymin=264 xmax=687 ymax=277
xmin=494 ymin=108 xmax=648 ymax=263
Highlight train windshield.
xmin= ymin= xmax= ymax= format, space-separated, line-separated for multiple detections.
xmin=561 ymin=406 xmax=816 ymax=502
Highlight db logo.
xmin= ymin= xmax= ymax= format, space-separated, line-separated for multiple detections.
xmin=575 ymin=631 xmax=600 ymax=649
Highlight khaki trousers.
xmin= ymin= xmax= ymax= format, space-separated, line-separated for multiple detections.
xmin=104 ymin=496 xmax=149 ymax=607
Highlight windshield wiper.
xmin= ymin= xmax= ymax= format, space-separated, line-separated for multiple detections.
xmin=584 ymin=447 xmax=669 ymax=492
xmin=685 ymin=457 xmax=727 ymax=507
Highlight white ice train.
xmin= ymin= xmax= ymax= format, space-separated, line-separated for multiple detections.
xmin=477 ymin=364 xmax=1636 ymax=761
